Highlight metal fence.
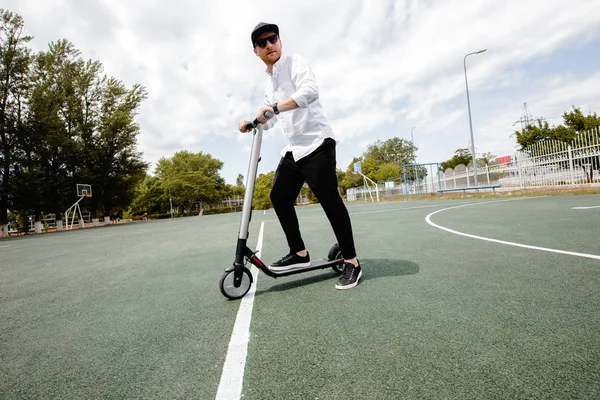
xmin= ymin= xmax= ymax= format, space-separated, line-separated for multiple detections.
xmin=347 ymin=171 xmax=440 ymax=202
xmin=485 ymin=128 xmax=600 ymax=189
xmin=346 ymin=127 xmax=600 ymax=201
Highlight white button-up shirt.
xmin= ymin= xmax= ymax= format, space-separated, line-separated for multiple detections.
xmin=263 ymin=54 xmax=336 ymax=161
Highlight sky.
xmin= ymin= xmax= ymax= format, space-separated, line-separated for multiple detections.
xmin=6 ymin=0 xmax=600 ymax=184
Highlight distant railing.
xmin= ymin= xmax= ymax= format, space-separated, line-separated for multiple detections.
xmin=346 ymin=128 xmax=600 ymax=201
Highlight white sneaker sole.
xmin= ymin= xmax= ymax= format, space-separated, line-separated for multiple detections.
xmin=269 ymin=261 xmax=311 ymax=271
xmin=335 ymin=270 xmax=362 ymax=290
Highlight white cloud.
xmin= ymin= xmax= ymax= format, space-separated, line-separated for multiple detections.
xmin=6 ymin=0 xmax=600 ymax=182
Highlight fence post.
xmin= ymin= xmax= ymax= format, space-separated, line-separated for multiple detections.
xmin=568 ymin=145 xmax=575 ymax=186
xmin=467 ymin=166 xmax=471 ymax=186
xmin=452 ymin=170 xmax=456 ymax=189
xmin=404 ymin=170 xmax=408 ymax=201
xmin=517 ymin=153 xmax=523 ymax=189
xmin=486 ymin=164 xmax=490 ymax=185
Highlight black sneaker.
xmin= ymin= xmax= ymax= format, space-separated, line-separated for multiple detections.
xmin=269 ymin=252 xmax=311 ymax=271
xmin=335 ymin=261 xmax=362 ymax=290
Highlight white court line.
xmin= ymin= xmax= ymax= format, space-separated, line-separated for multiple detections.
xmin=425 ymin=199 xmax=600 ymax=260
xmin=349 ymin=202 xmax=461 ymax=216
xmin=216 ymin=221 xmax=263 ymax=400
xmin=261 ymin=202 xmax=464 ymax=224
xmin=572 ymin=206 xmax=600 ymax=210
xmin=0 ymin=245 xmax=9 ymax=249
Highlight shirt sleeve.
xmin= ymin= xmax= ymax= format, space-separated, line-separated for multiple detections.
xmin=262 ymin=92 xmax=277 ymax=130
xmin=289 ymin=54 xmax=319 ymax=108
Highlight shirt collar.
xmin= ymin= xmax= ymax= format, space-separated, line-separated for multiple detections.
xmin=265 ymin=54 xmax=285 ymax=77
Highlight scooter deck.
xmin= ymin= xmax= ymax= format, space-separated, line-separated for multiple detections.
xmin=258 ymin=258 xmax=343 ymax=278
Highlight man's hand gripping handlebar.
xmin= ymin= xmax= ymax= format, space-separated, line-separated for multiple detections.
xmin=238 ymin=111 xmax=273 ymax=133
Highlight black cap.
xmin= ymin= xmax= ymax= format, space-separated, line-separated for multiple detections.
xmin=251 ymin=22 xmax=279 ymax=46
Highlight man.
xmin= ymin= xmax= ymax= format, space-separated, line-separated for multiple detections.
xmin=238 ymin=22 xmax=361 ymax=290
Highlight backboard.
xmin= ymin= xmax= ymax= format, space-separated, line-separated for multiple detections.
xmin=77 ymin=184 xmax=92 ymax=197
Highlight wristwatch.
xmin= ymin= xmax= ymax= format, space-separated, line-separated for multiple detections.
xmin=271 ymin=103 xmax=280 ymax=115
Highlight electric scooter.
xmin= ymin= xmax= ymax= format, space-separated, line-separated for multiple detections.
xmin=219 ymin=113 xmax=344 ymax=300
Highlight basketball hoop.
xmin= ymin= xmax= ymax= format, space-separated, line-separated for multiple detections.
xmin=65 ymin=184 xmax=92 ymax=230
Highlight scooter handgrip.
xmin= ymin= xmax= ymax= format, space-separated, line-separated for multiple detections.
xmin=245 ymin=111 xmax=274 ymax=130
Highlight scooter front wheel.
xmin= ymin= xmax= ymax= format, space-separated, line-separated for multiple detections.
xmin=219 ymin=266 xmax=253 ymax=299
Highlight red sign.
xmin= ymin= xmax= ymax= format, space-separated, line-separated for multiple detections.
xmin=495 ymin=155 xmax=511 ymax=165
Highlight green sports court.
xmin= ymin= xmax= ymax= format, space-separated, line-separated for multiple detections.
xmin=1 ymin=195 xmax=599 ymax=399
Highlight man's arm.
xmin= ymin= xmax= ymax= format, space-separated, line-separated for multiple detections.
xmin=258 ymin=97 xmax=299 ymax=124
xmin=289 ymin=54 xmax=319 ymax=108
xmin=256 ymin=55 xmax=318 ymax=123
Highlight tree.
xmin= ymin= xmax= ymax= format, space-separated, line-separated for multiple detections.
xmin=236 ymin=174 xmax=244 ymax=188
xmin=300 ymin=183 xmax=318 ymax=204
xmin=374 ymin=163 xmax=402 ymax=182
xmin=514 ymin=107 xmax=600 ymax=183
xmin=156 ymin=150 xmax=226 ymax=213
xmin=515 ymin=119 xmax=569 ymax=149
xmin=129 ymin=175 xmax=168 ymax=216
xmin=562 ymin=107 xmax=600 ymax=132
xmin=440 ymin=148 xmax=472 ymax=171
xmin=88 ymin=77 xmax=148 ymax=217
xmin=0 ymin=11 xmax=150 ymax=230
xmin=360 ymin=156 xmax=380 ymax=179
xmin=252 ymin=171 xmax=275 ymax=210
xmin=223 ymin=183 xmax=245 ymax=201
xmin=225 ymin=173 xmax=245 ymax=198
xmin=515 ymin=107 xmax=600 ymax=149
xmin=18 ymin=39 xmax=148 ymax=221
xmin=479 ymin=152 xmax=498 ymax=166
xmin=341 ymin=137 xmax=416 ymax=190
xmin=0 ymin=9 xmax=32 ymax=236
xmin=338 ymin=157 xmax=364 ymax=195
xmin=23 ymin=40 xmax=84 ymax=221
xmin=364 ymin=137 xmax=416 ymax=166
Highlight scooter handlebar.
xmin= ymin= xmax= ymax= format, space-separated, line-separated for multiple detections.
xmin=245 ymin=111 xmax=273 ymax=131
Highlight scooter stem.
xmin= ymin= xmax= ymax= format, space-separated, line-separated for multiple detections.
xmin=238 ymin=124 xmax=263 ymax=240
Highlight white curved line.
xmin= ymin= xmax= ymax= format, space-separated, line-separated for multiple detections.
xmin=425 ymin=200 xmax=600 ymax=260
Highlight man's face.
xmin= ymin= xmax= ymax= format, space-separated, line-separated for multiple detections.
xmin=253 ymin=31 xmax=282 ymax=65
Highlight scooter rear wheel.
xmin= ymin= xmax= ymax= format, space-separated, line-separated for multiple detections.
xmin=328 ymin=243 xmax=345 ymax=273
xmin=220 ymin=266 xmax=253 ymax=299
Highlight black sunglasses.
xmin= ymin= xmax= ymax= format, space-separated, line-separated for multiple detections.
xmin=255 ymin=34 xmax=279 ymax=48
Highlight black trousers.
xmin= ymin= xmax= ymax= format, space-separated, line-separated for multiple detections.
xmin=270 ymin=138 xmax=357 ymax=259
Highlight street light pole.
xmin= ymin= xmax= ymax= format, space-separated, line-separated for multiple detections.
xmin=168 ymin=174 xmax=174 ymax=218
xmin=464 ymin=48 xmax=487 ymax=186
xmin=169 ymin=187 xmax=174 ymax=218
xmin=410 ymin=126 xmax=416 ymax=162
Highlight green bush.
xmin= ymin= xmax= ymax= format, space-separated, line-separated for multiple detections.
xmin=203 ymin=207 xmax=234 ymax=215
xmin=15 ymin=211 xmax=28 ymax=230
xmin=150 ymin=213 xmax=171 ymax=219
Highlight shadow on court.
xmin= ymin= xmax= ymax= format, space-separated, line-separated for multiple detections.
xmin=254 ymin=258 xmax=419 ymax=295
